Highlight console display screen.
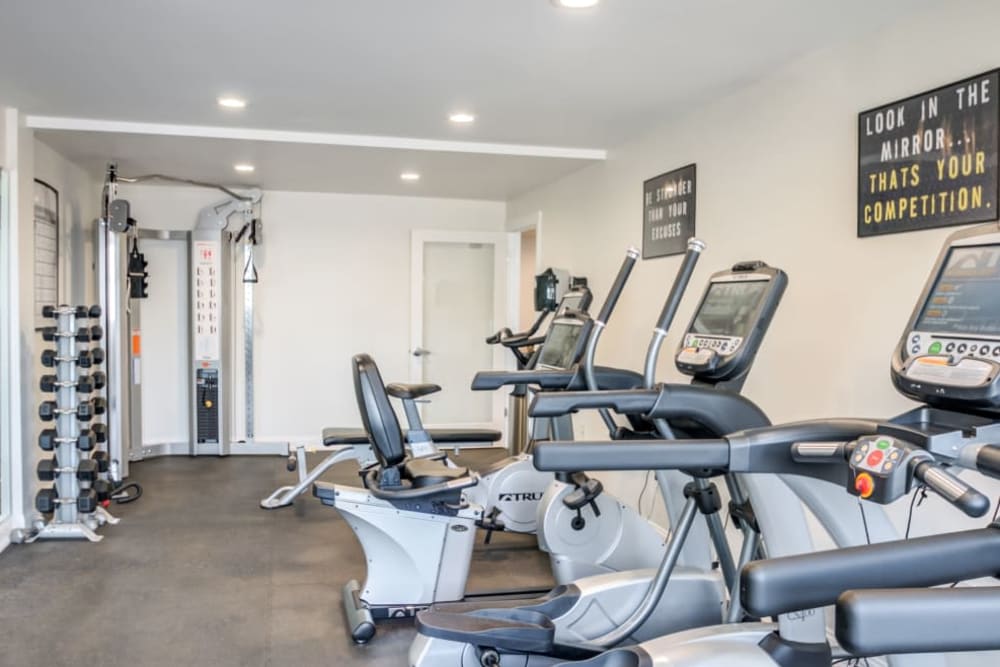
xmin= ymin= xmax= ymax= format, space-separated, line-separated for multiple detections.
xmin=559 ymin=293 xmax=585 ymax=314
xmin=690 ymin=280 xmax=769 ymax=339
xmin=915 ymin=244 xmax=1000 ymax=336
xmin=537 ymin=321 xmax=584 ymax=369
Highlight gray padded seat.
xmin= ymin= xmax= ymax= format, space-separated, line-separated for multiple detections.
xmin=403 ymin=457 xmax=469 ymax=488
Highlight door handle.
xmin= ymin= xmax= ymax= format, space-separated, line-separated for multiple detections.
xmin=412 ymin=347 xmax=431 ymax=357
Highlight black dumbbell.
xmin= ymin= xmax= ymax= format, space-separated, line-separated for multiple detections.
xmin=40 ymin=374 xmax=95 ymax=393
xmin=77 ymin=429 xmax=96 ymax=451
xmin=40 ymin=375 xmax=58 ymax=392
xmin=92 ymin=371 xmax=107 ymax=390
xmin=39 ymin=428 xmax=57 ymax=451
xmin=41 ymin=327 xmax=58 ymax=342
xmin=37 ymin=458 xmax=57 ymax=481
xmin=39 ymin=401 xmax=57 ymax=421
xmin=92 ymin=450 xmax=110 ymax=473
xmin=76 ymin=459 xmax=99 ymax=482
xmin=76 ymin=402 xmax=94 ymax=422
xmin=90 ymin=348 xmax=106 ymax=366
xmin=75 ymin=327 xmax=92 ymax=342
xmin=41 ymin=305 xmax=57 ymax=318
xmin=89 ymin=326 xmax=104 ymax=342
xmin=77 ymin=375 xmax=94 ymax=393
xmin=93 ymin=479 xmax=112 ymax=503
xmin=36 ymin=488 xmax=58 ymax=514
xmin=74 ymin=305 xmax=89 ymax=318
xmin=41 ymin=349 xmax=57 ymax=367
xmin=91 ymin=423 xmax=107 ymax=443
xmin=92 ymin=397 xmax=107 ymax=415
xmin=77 ymin=488 xmax=98 ymax=513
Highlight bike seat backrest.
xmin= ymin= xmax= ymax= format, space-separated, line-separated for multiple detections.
xmin=352 ymin=353 xmax=406 ymax=468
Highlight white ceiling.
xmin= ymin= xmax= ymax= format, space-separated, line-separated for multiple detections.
xmin=1 ymin=0 xmax=936 ymax=199
xmin=35 ymin=128 xmax=597 ymax=200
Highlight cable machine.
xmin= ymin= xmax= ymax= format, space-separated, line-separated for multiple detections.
xmin=97 ymin=165 xmax=269 ymax=482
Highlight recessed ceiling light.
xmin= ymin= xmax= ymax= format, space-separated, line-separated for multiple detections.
xmin=551 ymin=0 xmax=599 ymax=7
xmin=400 ymin=172 xmax=421 ymax=182
xmin=449 ymin=112 xmax=476 ymax=124
xmin=218 ymin=96 xmax=247 ymax=109
xmin=234 ymin=163 xmax=255 ymax=173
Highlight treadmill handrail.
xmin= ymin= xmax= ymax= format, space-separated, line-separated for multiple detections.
xmin=741 ymin=526 xmax=1000 ymax=619
xmin=835 ymin=586 xmax=1000 ymax=656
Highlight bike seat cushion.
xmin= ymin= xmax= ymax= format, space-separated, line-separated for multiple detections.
xmin=387 ymin=382 xmax=442 ymax=399
xmin=416 ymin=607 xmax=555 ymax=653
xmin=403 ymin=457 xmax=469 ymax=488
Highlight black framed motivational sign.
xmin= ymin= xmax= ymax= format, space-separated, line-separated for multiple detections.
xmin=858 ymin=69 xmax=1000 ymax=237
xmin=643 ymin=163 xmax=696 ymax=258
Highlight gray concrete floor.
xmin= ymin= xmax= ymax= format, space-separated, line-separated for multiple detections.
xmin=0 ymin=449 xmax=554 ymax=666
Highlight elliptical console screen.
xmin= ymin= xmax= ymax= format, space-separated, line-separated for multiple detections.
xmin=691 ymin=280 xmax=769 ymax=339
xmin=537 ymin=321 xmax=584 ymax=370
xmin=559 ymin=293 xmax=585 ymax=314
xmin=915 ymin=244 xmax=1000 ymax=336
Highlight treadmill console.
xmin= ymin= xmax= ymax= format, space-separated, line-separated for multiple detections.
xmin=892 ymin=225 xmax=1000 ymax=410
xmin=676 ymin=261 xmax=787 ymax=384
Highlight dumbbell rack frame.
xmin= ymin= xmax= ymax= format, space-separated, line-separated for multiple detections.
xmin=31 ymin=307 xmax=119 ymax=542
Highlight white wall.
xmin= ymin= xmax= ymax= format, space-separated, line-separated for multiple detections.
xmin=508 ymin=0 xmax=1000 ymax=544
xmin=0 ymin=108 xmax=17 ymax=546
xmin=117 ymin=184 xmax=506 ymax=447
xmin=11 ymin=138 xmax=102 ymax=526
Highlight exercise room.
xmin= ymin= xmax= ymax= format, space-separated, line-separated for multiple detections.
xmin=3 ymin=1 xmax=1000 ymax=665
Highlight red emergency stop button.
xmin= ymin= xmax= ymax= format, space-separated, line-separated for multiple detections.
xmin=866 ymin=450 xmax=884 ymax=467
xmin=854 ymin=473 xmax=875 ymax=499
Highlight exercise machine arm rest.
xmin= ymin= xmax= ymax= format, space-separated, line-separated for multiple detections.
xmin=533 ymin=439 xmax=730 ymax=472
xmin=836 ymin=587 xmax=1000 ymax=656
xmin=740 ymin=526 xmax=1000 ymax=619
xmin=646 ymin=384 xmax=770 ymax=433
xmin=386 ymin=383 xmax=442 ymax=399
xmin=528 ymin=389 xmax=659 ymax=417
xmin=471 ymin=369 xmax=576 ymax=391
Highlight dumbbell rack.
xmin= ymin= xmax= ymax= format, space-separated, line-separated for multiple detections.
xmin=32 ymin=305 xmax=119 ymax=542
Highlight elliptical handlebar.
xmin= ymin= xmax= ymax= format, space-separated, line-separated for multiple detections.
xmin=594 ymin=248 xmax=640 ymax=327
xmin=582 ymin=247 xmax=640 ymax=435
xmin=643 ymin=238 xmax=705 ymax=389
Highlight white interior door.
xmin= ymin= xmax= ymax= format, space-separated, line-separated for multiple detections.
xmin=411 ymin=230 xmax=516 ymax=434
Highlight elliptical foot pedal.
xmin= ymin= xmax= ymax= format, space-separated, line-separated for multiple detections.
xmin=343 ymin=579 xmax=376 ymax=644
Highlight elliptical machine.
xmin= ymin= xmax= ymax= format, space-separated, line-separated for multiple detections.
xmin=410 ymin=247 xmax=799 ymax=666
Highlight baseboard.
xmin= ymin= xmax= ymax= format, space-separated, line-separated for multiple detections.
xmin=0 ymin=518 xmax=12 ymax=554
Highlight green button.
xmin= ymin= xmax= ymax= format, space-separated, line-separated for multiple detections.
xmin=876 ymin=439 xmax=891 ymax=450
xmin=928 ymin=342 xmax=942 ymax=354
